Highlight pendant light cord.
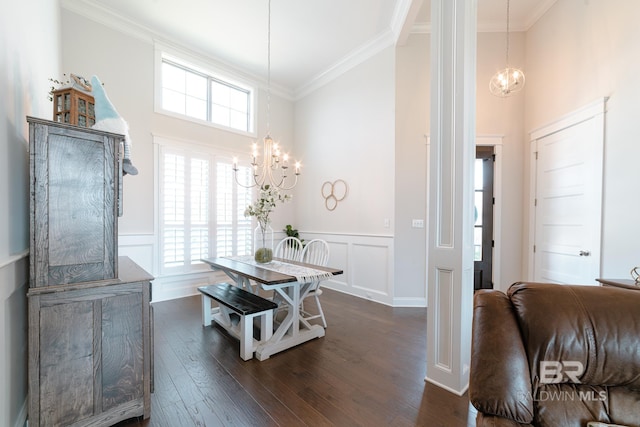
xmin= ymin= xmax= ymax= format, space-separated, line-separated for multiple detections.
xmin=266 ymin=0 xmax=272 ymax=136
xmin=505 ymin=0 xmax=510 ymax=66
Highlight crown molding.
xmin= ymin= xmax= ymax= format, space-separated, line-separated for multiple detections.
xmin=61 ymin=0 xmax=557 ymax=102
xmin=392 ymin=0 xmax=423 ymax=46
xmin=522 ymin=0 xmax=558 ymax=31
xmin=391 ymin=0 xmax=415 ymax=38
xmin=60 ymin=0 xmax=295 ymax=101
xmin=294 ymin=29 xmax=395 ymax=100
xmin=410 ymin=0 xmax=559 ymax=34
xmin=411 ymin=23 xmax=430 ymax=34
xmin=412 ymin=22 xmax=530 ymax=34
xmin=61 ymin=0 xmax=152 ymax=44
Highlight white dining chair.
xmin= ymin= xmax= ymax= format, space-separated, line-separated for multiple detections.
xmin=274 ymin=236 xmax=303 ymax=261
xmin=299 ymin=239 xmax=330 ymax=327
xmin=271 ymin=236 xmax=303 ymax=310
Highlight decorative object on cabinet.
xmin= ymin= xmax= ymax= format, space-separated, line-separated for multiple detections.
xmin=51 ymin=74 xmax=95 ymax=127
xmin=321 ymin=179 xmax=348 ymax=211
xmin=27 ymin=117 xmax=153 ymax=426
xmin=90 ymin=75 xmax=138 ymax=175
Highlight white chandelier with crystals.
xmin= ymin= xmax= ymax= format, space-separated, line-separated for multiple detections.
xmin=489 ymin=0 xmax=525 ymax=97
xmin=233 ymin=0 xmax=300 ymax=190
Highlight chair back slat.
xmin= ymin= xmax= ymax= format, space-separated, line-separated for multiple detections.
xmin=275 ymin=237 xmax=303 ymax=261
xmin=300 ymin=239 xmax=330 ymax=267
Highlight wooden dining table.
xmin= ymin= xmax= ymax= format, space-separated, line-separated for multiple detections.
xmin=201 ymin=256 xmax=343 ymax=360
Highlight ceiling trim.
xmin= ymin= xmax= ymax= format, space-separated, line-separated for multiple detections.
xmin=60 ymin=0 xmax=295 ymax=100
xmin=522 ymin=0 xmax=558 ymax=31
xmin=294 ymin=29 xmax=395 ymax=100
xmin=410 ymin=0 xmax=559 ymax=33
xmin=60 ymin=0 xmax=559 ymax=101
xmin=61 ymin=0 xmax=151 ymax=44
xmin=392 ymin=0 xmax=423 ymax=45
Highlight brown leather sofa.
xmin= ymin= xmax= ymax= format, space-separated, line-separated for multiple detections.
xmin=469 ymin=282 xmax=640 ymax=427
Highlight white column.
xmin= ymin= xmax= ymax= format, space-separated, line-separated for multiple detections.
xmin=426 ymin=0 xmax=477 ymax=395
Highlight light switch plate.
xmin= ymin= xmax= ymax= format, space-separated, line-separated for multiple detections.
xmin=412 ymin=219 xmax=424 ymax=228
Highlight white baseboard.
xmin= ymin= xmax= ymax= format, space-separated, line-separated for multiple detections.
xmin=392 ymin=296 xmax=427 ymax=307
xmin=424 ymin=376 xmax=469 ymax=397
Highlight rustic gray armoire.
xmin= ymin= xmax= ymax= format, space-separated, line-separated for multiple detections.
xmin=27 ymin=117 xmax=153 ymax=426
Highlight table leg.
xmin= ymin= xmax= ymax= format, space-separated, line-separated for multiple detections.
xmin=255 ymin=283 xmax=325 ymax=361
xmin=240 ymin=314 xmax=253 ymax=361
xmin=261 ymin=310 xmax=274 ymax=342
xmin=201 ymin=294 xmax=212 ymax=326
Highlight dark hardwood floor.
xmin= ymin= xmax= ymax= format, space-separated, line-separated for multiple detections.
xmin=117 ymin=288 xmax=475 ymax=427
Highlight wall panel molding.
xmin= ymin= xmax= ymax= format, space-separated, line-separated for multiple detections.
xmin=118 ymin=232 xmax=408 ymax=307
xmin=302 ymin=232 xmax=395 ymax=306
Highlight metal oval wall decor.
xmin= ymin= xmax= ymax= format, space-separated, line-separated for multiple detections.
xmin=321 ymin=179 xmax=348 ymax=211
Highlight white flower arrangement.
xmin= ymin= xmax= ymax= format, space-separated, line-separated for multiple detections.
xmin=244 ymin=185 xmax=292 ymax=232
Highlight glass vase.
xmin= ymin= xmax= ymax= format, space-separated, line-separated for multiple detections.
xmin=254 ymin=224 xmax=274 ymax=263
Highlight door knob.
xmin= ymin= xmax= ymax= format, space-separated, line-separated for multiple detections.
xmin=579 ymin=250 xmax=591 ymax=257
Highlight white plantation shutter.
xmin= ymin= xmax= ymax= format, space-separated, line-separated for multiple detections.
xmin=162 ymin=153 xmax=186 ymax=268
xmin=190 ymin=158 xmax=209 ymax=263
xmin=215 ymin=161 xmax=253 ymax=257
xmin=159 ymin=143 xmax=254 ymax=273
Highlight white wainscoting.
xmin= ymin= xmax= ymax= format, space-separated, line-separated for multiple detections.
xmin=119 ymin=232 xmax=397 ymax=305
xmin=302 ymin=232 xmax=395 ymax=306
xmin=118 ymin=234 xmax=156 ymax=275
xmin=118 ymin=233 xmax=227 ymax=302
xmin=150 ymin=269 xmax=226 ymax=302
xmin=0 ymin=251 xmax=29 ymax=427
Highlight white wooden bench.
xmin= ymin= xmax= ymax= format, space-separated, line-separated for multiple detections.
xmin=198 ymin=283 xmax=277 ymax=361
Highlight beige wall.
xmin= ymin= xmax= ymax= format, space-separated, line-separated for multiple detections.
xmin=394 ymin=33 xmax=429 ymax=299
xmin=0 ymin=1 xmax=61 ymax=425
xmin=477 ymin=31 xmax=527 ymax=291
xmin=524 ymin=0 xmax=640 ymax=276
xmin=394 ymin=31 xmax=527 ymax=295
xmin=293 ymin=46 xmax=396 ymax=236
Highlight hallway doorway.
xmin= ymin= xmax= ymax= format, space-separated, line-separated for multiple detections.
xmin=474 ymin=145 xmax=494 ymax=290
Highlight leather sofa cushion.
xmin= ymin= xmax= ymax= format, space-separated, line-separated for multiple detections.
xmin=470 ymin=290 xmax=534 ymax=424
xmin=533 ymin=384 xmax=640 ymax=427
xmin=607 ymin=386 xmax=640 ymax=426
xmin=476 ymin=412 xmax=533 ymax=426
xmin=508 ymin=283 xmax=640 ymax=389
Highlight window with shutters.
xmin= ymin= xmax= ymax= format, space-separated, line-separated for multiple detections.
xmin=158 ymin=142 xmax=254 ymax=274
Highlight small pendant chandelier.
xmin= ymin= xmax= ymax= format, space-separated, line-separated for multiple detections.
xmin=489 ymin=0 xmax=525 ymax=97
xmin=233 ymin=0 xmax=300 ymax=190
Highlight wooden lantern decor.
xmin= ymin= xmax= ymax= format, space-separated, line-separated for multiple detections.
xmin=51 ymin=75 xmax=95 ymax=127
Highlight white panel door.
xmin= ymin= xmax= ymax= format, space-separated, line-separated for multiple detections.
xmin=533 ymin=109 xmax=604 ymax=284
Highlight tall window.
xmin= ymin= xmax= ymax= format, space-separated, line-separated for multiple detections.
xmin=159 ymin=143 xmax=254 ymax=274
xmin=160 ymin=59 xmax=253 ymax=133
xmin=215 ymin=162 xmax=253 ymax=257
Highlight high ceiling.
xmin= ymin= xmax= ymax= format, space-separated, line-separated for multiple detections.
xmin=61 ymin=0 xmax=557 ymax=97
